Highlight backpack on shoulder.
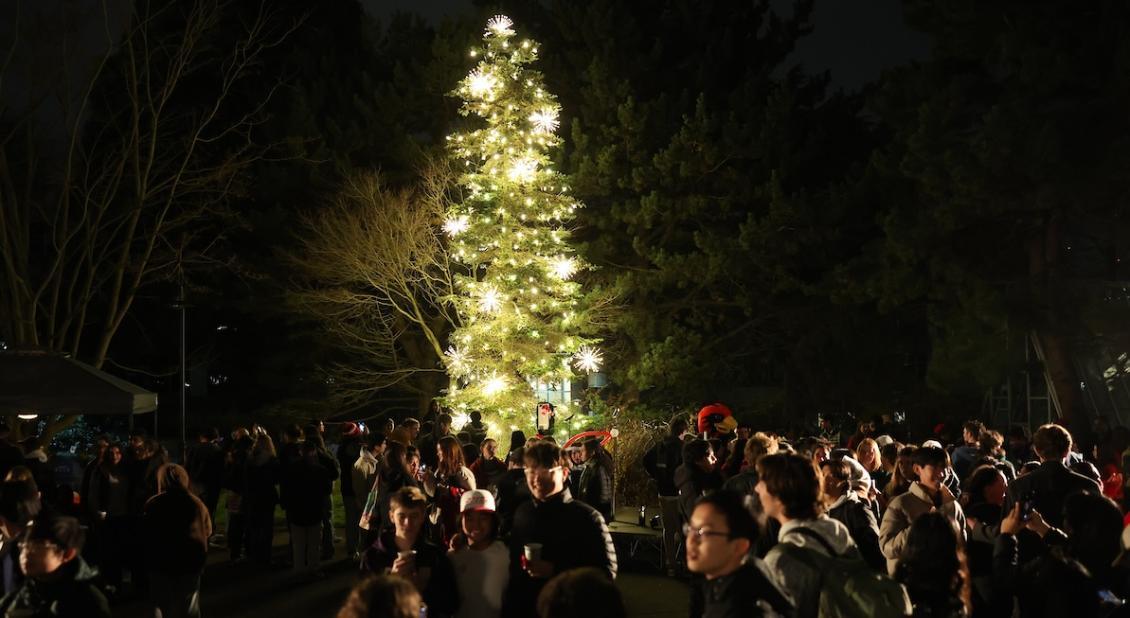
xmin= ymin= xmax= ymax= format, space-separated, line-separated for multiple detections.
xmin=783 ymin=527 xmax=912 ymax=618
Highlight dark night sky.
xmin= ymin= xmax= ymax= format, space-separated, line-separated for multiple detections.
xmin=0 ymin=0 xmax=932 ymax=111
xmin=360 ymin=0 xmax=931 ymax=90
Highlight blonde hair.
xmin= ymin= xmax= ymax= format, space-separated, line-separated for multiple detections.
xmin=855 ymin=438 xmax=881 ymax=472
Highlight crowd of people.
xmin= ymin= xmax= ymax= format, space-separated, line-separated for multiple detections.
xmin=0 ymin=407 xmax=1127 ymax=617
xmin=0 ymin=411 xmax=622 ymax=618
xmin=643 ymin=414 xmax=1130 ymax=617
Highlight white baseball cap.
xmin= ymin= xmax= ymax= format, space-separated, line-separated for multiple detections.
xmin=460 ymin=489 xmax=496 ymax=513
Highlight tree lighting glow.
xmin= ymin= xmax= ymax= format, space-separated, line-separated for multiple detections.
xmin=478 ymin=287 xmax=503 ymax=313
xmin=445 ymin=346 xmax=470 ymax=377
xmin=552 ymin=257 xmax=577 ymax=280
xmin=529 ymin=108 xmax=559 ymax=134
xmin=444 ymin=215 xmax=470 ymax=237
xmin=507 ymin=157 xmax=538 ymax=183
xmin=482 ymin=374 xmax=508 ymax=397
xmin=442 ymin=15 xmax=600 ymax=428
xmin=486 ymin=15 xmax=514 ymax=36
xmin=467 ymin=69 xmax=498 ymax=99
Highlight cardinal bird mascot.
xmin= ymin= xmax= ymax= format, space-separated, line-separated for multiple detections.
xmin=697 ymin=403 xmax=738 ymax=438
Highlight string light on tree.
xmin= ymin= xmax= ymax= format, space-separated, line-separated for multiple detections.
xmin=467 ymin=69 xmax=498 ymax=100
xmin=445 ymin=346 xmax=470 ymax=378
xmin=485 ymin=15 xmax=514 ymax=36
xmin=444 ymin=215 xmax=470 ymax=237
xmin=573 ymin=346 xmax=603 ymax=374
xmin=482 ymin=374 xmax=508 ymax=397
xmin=529 ymin=108 xmax=559 ymax=134
xmin=552 ymin=257 xmax=577 ymax=280
xmin=507 ymin=157 xmax=539 ymax=184
xmin=441 ymin=15 xmax=600 ymax=430
xmin=478 ymin=287 xmax=503 ymax=313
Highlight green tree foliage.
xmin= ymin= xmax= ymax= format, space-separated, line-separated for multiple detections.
xmin=846 ymin=1 xmax=1130 ymax=422
xmin=477 ymin=1 xmax=909 ymax=417
xmin=442 ymin=16 xmax=601 ymax=427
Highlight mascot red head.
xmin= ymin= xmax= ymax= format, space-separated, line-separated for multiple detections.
xmin=697 ymin=403 xmax=737 ymax=438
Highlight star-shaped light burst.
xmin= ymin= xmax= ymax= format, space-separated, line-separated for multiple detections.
xmin=444 ymin=215 xmax=470 ymax=237
xmin=551 ymin=256 xmax=577 ymax=280
xmin=485 ymin=15 xmax=514 ymax=36
xmin=444 ymin=346 xmax=470 ymax=377
xmin=467 ymin=69 xmax=498 ymax=100
xmin=478 ymin=287 xmax=503 ymax=314
xmin=529 ymin=108 xmax=559 ymax=135
xmin=507 ymin=157 xmax=538 ymax=183
xmin=573 ymin=346 xmax=603 ymax=374
xmin=482 ymin=373 xmax=508 ymax=397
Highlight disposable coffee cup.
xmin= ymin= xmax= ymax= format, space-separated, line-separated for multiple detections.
xmin=523 ymin=543 xmax=543 ymax=562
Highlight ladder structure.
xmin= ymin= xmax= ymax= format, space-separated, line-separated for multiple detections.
xmin=983 ymin=333 xmax=1054 ymax=432
xmin=987 ymin=331 xmax=1130 ymax=431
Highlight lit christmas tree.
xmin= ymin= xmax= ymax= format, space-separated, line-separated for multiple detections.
xmin=443 ymin=15 xmax=600 ymax=433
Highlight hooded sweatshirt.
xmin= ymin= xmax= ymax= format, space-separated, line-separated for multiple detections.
xmin=763 ymin=515 xmax=859 ymax=618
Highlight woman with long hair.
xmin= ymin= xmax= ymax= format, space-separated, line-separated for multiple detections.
xmin=885 ymin=445 xmax=918 ymax=498
xmin=507 ymin=430 xmax=526 ymax=458
xmin=895 ymin=511 xmax=970 ymax=617
xmin=855 ymin=438 xmax=882 ymax=474
xmin=367 ymin=441 xmax=418 ymax=540
xmin=578 ymin=438 xmax=615 ymax=522
xmin=424 ymin=436 xmax=475 ymax=546
xmin=87 ymin=443 xmax=130 ymax=591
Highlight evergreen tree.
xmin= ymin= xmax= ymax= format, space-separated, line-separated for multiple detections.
xmin=443 ymin=16 xmax=599 ymax=429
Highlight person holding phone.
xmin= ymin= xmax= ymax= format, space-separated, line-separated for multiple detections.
xmin=1002 ymin=424 xmax=1100 ymax=530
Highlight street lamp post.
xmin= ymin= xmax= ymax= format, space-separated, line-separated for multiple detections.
xmin=173 ymin=282 xmax=188 ymax=463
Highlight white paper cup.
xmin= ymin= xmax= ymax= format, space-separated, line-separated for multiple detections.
xmin=523 ymin=543 xmax=543 ymax=561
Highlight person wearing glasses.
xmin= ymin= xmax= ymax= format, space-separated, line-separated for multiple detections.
xmin=685 ymin=490 xmax=792 ymax=617
xmin=501 ymin=441 xmax=617 ymax=618
xmin=0 ymin=513 xmax=111 ymax=617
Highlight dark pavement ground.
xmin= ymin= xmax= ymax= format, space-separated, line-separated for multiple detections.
xmin=112 ymin=520 xmax=688 ymax=618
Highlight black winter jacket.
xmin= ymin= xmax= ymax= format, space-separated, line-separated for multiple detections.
xmin=578 ymin=458 xmax=614 ymax=522
xmin=1003 ymin=461 xmax=1099 ymax=529
xmin=826 ymin=493 xmax=885 ymax=572
xmin=0 ymin=557 xmax=110 ymax=618
xmin=285 ymin=458 xmax=334 ymax=526
xmin=361 ymin=530 xmax=459 ymax=617
xmin=675 ymin=464 xmax=722 ymax=523
xmin=502 ymin=489 xmax=617 ymax=617
xmin=692 ymin=561 xmax=793 ymax=618
xmin=643 ymin=435 xmax=684 ymax=496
